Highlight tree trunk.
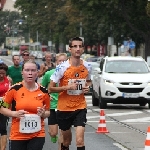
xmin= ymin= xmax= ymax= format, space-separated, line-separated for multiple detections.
xmin=144 ymin=36 xmax=150 ymax=61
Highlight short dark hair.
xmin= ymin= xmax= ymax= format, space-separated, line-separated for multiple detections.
xmin=69 ymin=37 xmax=84 ymax=47
xmin=0 ymin=63 xmax=8 ymax=72
xmin=12 ymin=55 xmax=20 ymax=60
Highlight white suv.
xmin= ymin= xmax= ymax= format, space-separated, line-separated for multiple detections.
xmin=92 ymin=56 xmax=150 ymax=109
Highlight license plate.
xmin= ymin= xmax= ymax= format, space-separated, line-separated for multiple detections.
xmin=122 ymin=93 xmax=139 ymax=98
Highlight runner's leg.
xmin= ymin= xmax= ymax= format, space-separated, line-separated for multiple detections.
xmin=27 ymin=137 xmax=45 ymax=150
xmin=73 ymin=109 xmax=87 ymax=150
xmin=58 ymin=129 xmax=63 ymax=150
xmin=0 ymin=134 xmax=7 ymax=150
xmin=61 ymin=129 xmax=72 ymax=150
xmin=48 ymin=109 xmax=58 ymax=143
xmin=48 ymin=124 xmax=58 ymax=142
xmin=75 ymin=126 xmax=85 ymax=150
xmin=57 ymin=111 xmax=73 ymax=150
xmin=9 ymin=140 xmax=27 ymax=150
xmin=0 ymin=115 xmax=9 ymax=150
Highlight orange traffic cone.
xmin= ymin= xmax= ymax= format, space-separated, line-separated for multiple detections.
xmin=96 ymin=109 xmax=109 ymax=133
xmin=145 ymin=127 xmax=150 ymax=150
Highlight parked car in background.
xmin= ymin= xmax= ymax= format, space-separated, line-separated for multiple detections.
xmin=90 ymin=62 xmax=100 ymax=80
xmin=36 ymin=51 xmax=43 ymax=59
xmin=97 ymin=56 xmax=104 ymax=63
xmin=88 ymin=62 xmax=100 ymax=94
xmin=92 ymin=56 xmax=150 ymax=109
xmin=86 ymin=56 xmax=102 ymax=62
xmin=0 ymin=49 xmax=8 ymax=56
xmin=81 ymin=54 xmax=92 ymax=60
xmin=30 ymin=51 xmax=39 ymax=59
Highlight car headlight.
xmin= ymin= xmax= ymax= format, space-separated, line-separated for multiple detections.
xmin=147 ymin=81 xmax=150 ymax=85
xmin=104 ymin=79 xmax=114 ymax=85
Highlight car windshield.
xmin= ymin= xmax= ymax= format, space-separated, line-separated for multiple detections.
xmin=105 ymin=60 xmax=149 ymax=73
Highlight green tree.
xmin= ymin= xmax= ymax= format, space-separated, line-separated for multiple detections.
xmin=0 ymin=11 xmax=21 ymax=47
xmin=15 ymin=0 xmax=150 ymax=57
xmin=70 ymin=0 xmax=150 ymax=58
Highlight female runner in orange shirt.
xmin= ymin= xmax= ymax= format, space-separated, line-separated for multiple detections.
xmin=0 ymin=60 xmax=50 ymax=150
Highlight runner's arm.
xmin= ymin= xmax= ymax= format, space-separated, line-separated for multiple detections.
xmin=41 ymin=110 xmax=50 ymax=119
xmin=0 ymin=107 xmax=28 ymax=118
xmin=48 ymin=80 xmax=77 ymax=93
xmin=38 ymin=64 xmax=47 ymax=77
xmin=41 ymin=73 xmax=49 ymax=88
xmin=48 ymin=80 xmax=67 ymax=93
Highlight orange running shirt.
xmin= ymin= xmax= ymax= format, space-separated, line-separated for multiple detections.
xmin=50 ymin=59 xmax=92 ymax=111
xmin=2 ymin=82 xmax=50 ymax=140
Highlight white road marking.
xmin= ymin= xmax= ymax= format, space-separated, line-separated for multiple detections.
xmin=86 ymin=100 xmax=92 ymax=103
xmin=113 ymin=143 xmax=128 ymax=150
xmin=145 ymin=110 xmax=150 ymax=113
xmin=87 ymin=109 xmax=92 ymax=112
xmin=107 ymin=111 xmax=142 ymax=117
xmin=92 ymin=108 xmax=100 ymax=111
xmin=87 ymin=104 xmax=93 ymax=106
xmin=87 ymin=116 xmax=100 ymax=119
xmin=111 ymin=132 xmax=131 ymax=133
xmin=121 ymin=117 xmax=150 ymax=122
xmin=0 ymin=56 xmax=13 ymax=64
xmin=85 ymin=96 xmax=92 ymax=98
xmin=87 ymin=121 xmax=114 ymax=123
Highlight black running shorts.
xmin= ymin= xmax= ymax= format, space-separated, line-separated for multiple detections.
xmin=48 ymin=109 xmax=58 ymax=125
xmin=9 ymin=137 xmax=45 ymax=150
xmin=57 ymin=108 xmax=87 ymax=131
xmin=0 ymin=113 xmax=9 ymax=135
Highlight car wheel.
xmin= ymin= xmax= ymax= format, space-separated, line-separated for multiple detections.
xmin=92 ymin=89 xmax=98 ymax=106
xmin=99 ymin=90 xmax=107 ymax=109
xmin=139 ymin=102 xmax=147 ymax=107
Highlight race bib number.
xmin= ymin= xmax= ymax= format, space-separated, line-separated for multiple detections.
xmin=19 ymin=114 xmax=41 ymax=133
xmin=67 ymin=79 xmax=86 ymax=95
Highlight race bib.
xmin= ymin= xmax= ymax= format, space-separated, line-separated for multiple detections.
xmin=67 ymin=79 xmax=86 ymax=95
xmin=19 ymin=114 xmax=41 ymax=133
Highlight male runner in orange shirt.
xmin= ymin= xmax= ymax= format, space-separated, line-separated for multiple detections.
xmin=49 ymin=37 xmax=92 ymax=150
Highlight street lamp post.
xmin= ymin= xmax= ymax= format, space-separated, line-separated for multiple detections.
xmin=80 ymin=22 xmax=82 ymax=37
xmin=36 ymin=30 xmax=38 ymax=51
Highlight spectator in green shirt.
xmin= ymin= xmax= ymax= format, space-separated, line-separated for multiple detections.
xmin=7 ymin=55 xmax=23 ymax=85
xmin=41 ymin=53 xmax=67 ymax=149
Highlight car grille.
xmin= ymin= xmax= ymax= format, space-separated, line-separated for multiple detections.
xmin=118 ymin=88 xmax=144 ymax=93
xmin=120 ymin=82 xmax=142 ymax=85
